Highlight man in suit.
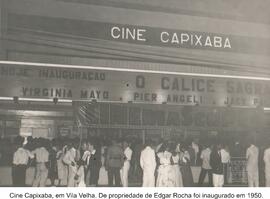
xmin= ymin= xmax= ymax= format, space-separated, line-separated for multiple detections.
xmin=140 ymin=139 xmax=156 ymax=187
xmin=106 ymin=139 xmax=124 ymax=187
xmin=88 ymin=141 xmax=101 ymax=186
xmin=210 ymin=143 xmax=224 ymax=187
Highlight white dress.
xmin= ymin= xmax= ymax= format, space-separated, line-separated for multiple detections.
xmin=156 ymin=151 xmax=175 ymax=187
xmin=98 ymin=146 xmax=108 ymax=185
xmin=76 ymin=166 xmax=86 ymax=187
xmin=171 ymin=154 xmax=183 ymax=187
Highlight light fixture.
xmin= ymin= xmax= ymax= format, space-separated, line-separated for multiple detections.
xmin=53 ymin=97 xmax=58 ymax=104
xmin=0 ymin=97 xmax=13 ymax=100
xmin=13 ymin=96 xmax=19 ymax=104
xmin=91 ymin=99 xmax=97 ymax=103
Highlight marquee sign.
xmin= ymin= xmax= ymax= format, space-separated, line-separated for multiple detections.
xmin=0 ymin=63 xmax=270 ymax=107
xmin=110 ymin=26 xmax=232 ymax=49
xmin=8 ymin=14 xmax=270 ymax=55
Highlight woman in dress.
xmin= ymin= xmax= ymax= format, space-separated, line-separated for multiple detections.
xmin=98 ymin=142 xmax=108 ymax=186
xmin=56 ymin=141 xmax=68 ymax=186
xmin=75 ymin=160 xmax=86 ymax=187
xmin=171 ymin=143 xmax=183 ymax=187
xmin=179 ymin=144 xmax=194 ymax=187
xmin=156 ymin=142 xmax=175 ymax=187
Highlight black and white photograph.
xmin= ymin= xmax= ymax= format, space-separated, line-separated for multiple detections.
xmin=0 ymin=0 xmax=270 ymax=188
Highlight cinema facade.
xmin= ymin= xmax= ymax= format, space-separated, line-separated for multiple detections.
xmin=0 ymin=0 xmax=270 ymax=145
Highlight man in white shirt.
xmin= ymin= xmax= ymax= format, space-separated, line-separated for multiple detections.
xmin=81 ymin=146 xmax=91 ymax=186
xmin=246 ymin=141 xmax=259 ymax=187
xmin=120 ymin=140 xmax=133 ymax=187
xmin=263 ymin=146 xmax=270 ymax=187
xmin=192 ymin=138 xmax=200 ymax=165
xmin=210 ymin=143 xmax=224 ymax=187
xmin=12 ymin=136 xmax=34 ymax=186
xmin=32 ymin=138 xmax=50 ymax=187
xmin=198 ymin=144 xmax=212 ymax=186
xmin=140 ymin=140 xmax=156 ymax=187
xmin=220 ymin=145 xmax=230 ymax=184
xmin=63 ymin=140 xmax=77 ymax=187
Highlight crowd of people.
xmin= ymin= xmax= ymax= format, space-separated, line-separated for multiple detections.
xmin=6 ymin=134 xmax=270 ymax=187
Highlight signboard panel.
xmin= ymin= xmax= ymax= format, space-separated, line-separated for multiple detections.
xmin=8 ymin=14 xmax=270 ymax=56
xmin=1 ymin=63 xmax=270 ymax=107
xmin=73 ymin=102 xmax=264 ymax=129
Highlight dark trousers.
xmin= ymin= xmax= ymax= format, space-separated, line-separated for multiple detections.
xmin=198 ymin=168 xmax=213 ymax=186
xmin=89 ymin=167 xmax=100 ymax=186
xmin=108 ymin=167 xmax=121 ymax=187
xmin=223 ymin=163 xmax=228 ymax=184
xmin=12 ymin=164 xmax=27 ymax=187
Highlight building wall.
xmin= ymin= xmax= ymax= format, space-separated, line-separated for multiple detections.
xmin=0 ymin=0 xmax=7 ymax=59
xmin=1 ymin=0 xmax=270 ymax=77
xmin=0 ymin=101 xmax=74 ymax=138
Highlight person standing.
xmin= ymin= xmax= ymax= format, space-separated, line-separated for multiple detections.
xmin=63 ymin=140 xmax=77 ymax=187
xmin=32 ymin=138 xmax=50 ymax=187
xmin=81 ymin=141 xmax=92 ymax=186
xmin=48 ymin=139 xmax=58 ymax=186
xmin=56 ymin=141 xmax=68 ymax=186
xmin=156 ymin=143 xmax=175 ymax=187
xmin=210 ymin=143 xmax=224 ymax=187
xmin=171 ymin=147 xmax=183 ymax=187
xmin=179 ymin=144 xmax=194 ymax=187
xmin=140 ymin=140 xmax=156 ymax=187
xmin=246 ymin=141 xmax=259 ymax=187
xmin=12 ymin=136 xmax=34 ymax=186
xmin=263 ymin=145 xmax=270 ymax=187
xmin=106 ymin=139 xmax=124 ymax=187
xmin=220 ymin=145 xmax=230 ymax=185
xmin=75 ymin=160 xmax=86 ymax=187
xmin=192 ymin=138 xmax=200 ymax=166
xmin=120 ymin=140 xmax=133 ymax=187
xmin=88 ymin=141 xmax=101 ymax=186
xmin=198 ymin=144 xmax=212 ymax=186
xmin=130 ymin=139 xmax=143 ymax=183
xmin=98 ymin=143 xmax=108 ymax=186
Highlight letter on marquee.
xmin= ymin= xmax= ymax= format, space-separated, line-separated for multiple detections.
xmin=111 ymin=26 xmax=121 ymax=39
